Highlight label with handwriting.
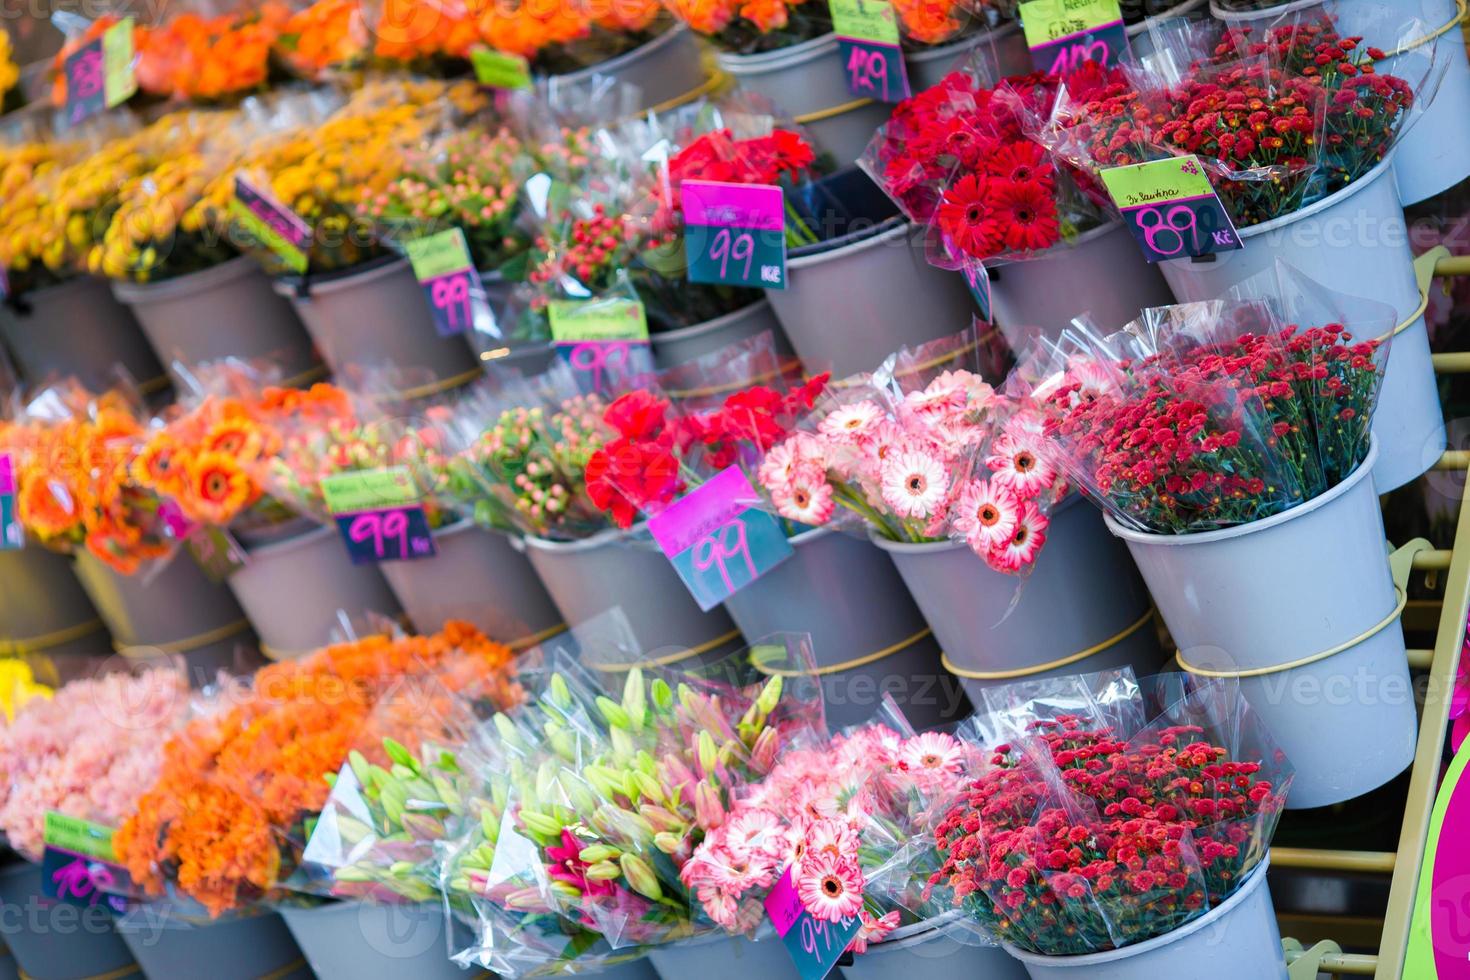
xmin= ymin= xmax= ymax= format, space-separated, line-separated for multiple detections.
xmin=64 ymin=17 xmax=136 ymax=125
xmin=471 ymin=48 xmax=532 ymax=89
xmin=682 ymin=180 xmax=787 ymax=289
xmin=322 ymin=467 xmax=436 ymax=565
xmin=1020 ymin=0 xmax=1128 ymax=74
xmin=830 ymin=0 xmax=910 ymax=102
xmin=1100 ymin=155 xmax=1242 ymax=262
xmin=230 ymin=175 xmax=311 ymax=273
xmin=647 ymin=467 xmax=793 ymax=612
xmin=0 ymin=453 xmax=19 ymax=550
xmin=405 ymin=228 xmax=483 ymax=337
xmin=763 ymin=864 xmax=862 ymax=980
xmin=41 ymin=812 xmax=132 ymax=911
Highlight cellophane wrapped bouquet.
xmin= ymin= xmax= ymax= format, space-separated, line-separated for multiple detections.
xmin=753 ymin=329 xmax=1064 ymax=574
xmin=1013 ymin=262 xmax=1394 ymax=534
xmin=929 ymin=670 xmax=1292 ymax=956
xmin=444 ymin=637 xmax=825 ymax=970
xmin=682 ymin=699 xmax=984 ymax=952
xmin=112 ymin=622 xmax=520 ymax=918
xmin=1033 ymin=7 xmax=1436 ymax=230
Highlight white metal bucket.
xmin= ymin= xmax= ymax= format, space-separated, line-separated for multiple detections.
xmin=1002 ymin=859 xmax=1284 ymax=980
xmin=1156 ymin=155 xmax=1443 ymax=492
xmin=904 ymin=21 xmax=1031 ymax=93
xmin=1105 ymin=440 xmax=1417 ymax=807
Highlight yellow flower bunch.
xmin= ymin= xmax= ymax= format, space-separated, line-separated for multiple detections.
xmin=0 ymin=660 xmax=51 ymax=723
xmin=0 ymin=29 xmax=19 ymax=104
xmin=189 ymin=78 xmax=485 ymax=274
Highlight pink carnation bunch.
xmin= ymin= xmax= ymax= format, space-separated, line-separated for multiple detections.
xmin=756 ymin=368 xmax=1063 ymax=574
xmin=0 ymin=667 xmax=191 ymax=860
xmin=681 ymin=725 xmax=974 ymax=952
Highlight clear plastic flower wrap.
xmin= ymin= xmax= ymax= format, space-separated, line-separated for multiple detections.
xmin=1011 ymin=261 xmax=1394 ymax=534
xmin=929 ymin=669 xmax=1293 ymax=956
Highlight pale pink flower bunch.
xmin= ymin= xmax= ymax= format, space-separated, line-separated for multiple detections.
xmin=0 ymin=667 xmax=190 ymax=860
xmin=680 ymin=725 xmax=972 ymax=952
xmin=756 ymin=369 xmax=1061 ymax=573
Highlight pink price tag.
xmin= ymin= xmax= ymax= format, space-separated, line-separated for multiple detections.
xmin=764 ymin=865 xmax=806 ymax=937
xmin=681 ymin=180 xmax=786 ymax=232
xmin=156 ymin=499 xmax=198 ymax=539
xmin=0 ymin=453 xmax=13 ymax=496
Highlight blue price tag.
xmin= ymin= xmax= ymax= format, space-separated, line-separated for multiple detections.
xmin=961 ymin=257 xmax=992 ymax=323
xmin=762 ymin=865 xmax=861 ymax=980
xmin=1100 ymin=156 xmax=1243 ymax=263
xmin=0 ymin=453 xmax=20 ymax=550
xmin=333 ymin=506 xmax=436 ymax=565
xmin=648 ymin=467 xmax=793 ymax=612
xmin=40 ymin=848 xmax=132 ymax=913
xmin=837 ymin=39 xmax=910 ymax=103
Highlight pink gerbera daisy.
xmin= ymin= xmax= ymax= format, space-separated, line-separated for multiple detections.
xmin=880 ymin=450 xmax=949 ymax=519
xmin=819 ymin=401 xmax=884 ymax=442
xmin=848 ymin=909 xmax=902 ymax=954
xmin=899 ymin=731 xmax=964 ymax=775
xmin=986 ymin=433 xmax=1056 ymax=500
xmin=805 ymin=818 xmax=859 ymax=867
xmin=775 ymin=470 xmax=835 ymax=525
xmin=987 ymin=499 xmax=1049 ymax=573
xmin=952 ymin=478 xmax=1020 ymax=552
xmin=796 ymin=850 xmax=864 ymax=923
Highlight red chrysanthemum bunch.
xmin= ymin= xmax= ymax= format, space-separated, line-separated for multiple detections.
xmin=1037 ymin=323 xmax=1382 ymax=534
xmin=930 ymin=715 xmax=1283 ymax=956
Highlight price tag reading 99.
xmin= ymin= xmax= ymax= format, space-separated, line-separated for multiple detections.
xmin=321 ymin=468 xmax=437 ymax=566
xmin=1020 ymin=0 xmax=1129 ymax=75
xmin=762 ymin=864 xmax=862 ymax=980
xmin=681 ymin=180 xmax=788 ymax=290
xmin=405 ymin=228 xmax=484 ymax=337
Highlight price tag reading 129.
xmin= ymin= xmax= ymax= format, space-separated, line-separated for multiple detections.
xmin=682 ymin=180 xmax=787 ymax=289
xmin=321 ymin=468 xmax=436 ymax=566
xmin=1099 ymin=155 xmax=1242 ymax=263
xmin=1020 ymin=0 xmax=1128 ymax=75
xmin=829 ymin=0 xmax=910 ymax=103
xmin=763 ymin=864 xmax=861 ymax=980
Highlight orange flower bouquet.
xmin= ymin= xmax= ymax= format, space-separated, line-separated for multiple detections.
xmin=472 ymin=0 xmax=666 ymax=73
xmin=113 ymin=622 xmax=522 ymax=917
xmin=276 ymin=0 xmax=371 ymax=78
xmin=145 ymin=4 xmax=292 ymax=102
xmin=661 ymin=0 xmax=826 ymax=54
xmin=1 ymin=384 xmax=174 ymax=575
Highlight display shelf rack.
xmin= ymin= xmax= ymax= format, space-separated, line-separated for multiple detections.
xmin=1280 ymin=252 xmax=1470 ymax=979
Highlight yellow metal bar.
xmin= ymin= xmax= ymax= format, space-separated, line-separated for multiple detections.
xmin=1272 ymin=848 xmax=1396 ymax=873
xmin=1376 ymin=461 xmax=1470 ymax=979
xmin=1320 ymin=954 xmax=1380 ymax=976
xmin=1408 ymin=648 xmax=1434 ymax=670
xmin=1431 ymin=352 xmax=1470 ymax=373
xmin=1437 ymin=255 xmax=1470 ymax=277
xmin=1412 ymin=550 xmax=1453 ymax=571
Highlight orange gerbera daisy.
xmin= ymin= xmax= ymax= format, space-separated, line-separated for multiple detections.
xmin=185 ymin=451 xmax=254 ymax=525
xmin=132 ymin=434 xmax=191 ymax=498
xmin=16 ymin=471 xmax=83 ymax=539
xmin=203 ymin=417 xmax=265 ymax=462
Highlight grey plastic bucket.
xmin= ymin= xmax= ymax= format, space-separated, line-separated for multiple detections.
xmin=650 ymin=300 xmax=792 ymax=370
xmin=873 ymin=495 xmax=1163 ymax=705
xmin=989 ymin=222 xmax=1177 ymax=342
xmin=522 ymin=528 xmax=744 ymax=669
xmin=112 ymin=257 xmax=322 ymax=390
xmin=840 ymin=913 xmax=1028 ymax=980
xmin=117 ymin=908 xmax=308 ymax=980
xmin=0 ymin=276 xmax=164 ymax=393
xmin=767 ymin=219 xmax=977 ymax=377
xmin=905 ymin=20 xmax=1031 ymax=93
xmin=477 ymin=341 xmax=557 ymax=377
xmin=1105 ymin=440 xmax=1416 ymax=808
xmin=722 ymin=527 xmax=967 ymax=730
xmin=1157 ymin=153 xmax=1441 ymax=493
xmin=548 ymin=27 xmax=708 ymax=114
xmin=0 ymin=546 xmax=110 ymax=658
xmin=0 ymin=860 xmax=140 ymax=980
xmin=273 ymin=257 xmax=480 ymax=391
xmin=71 ymin=550 xmax=248 ymax=650
xmin=717 ymin=34 xmax=895 ymax=166
xmin=648 ymin=931 xmax=798 ymax=980
xmin=1001 ymin=859 xmax=1283 ymax=980
xmin=378 ymin=520 xmax=562 ymax=644
xmin=280 ymin=902 xmax=464 ymax=980
xmin=226 ymin=524 xmax=402 ymax=660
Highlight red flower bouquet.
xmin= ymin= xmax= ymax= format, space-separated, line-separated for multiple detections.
xmin=930 ymin=674 xmax=1291 ymax=956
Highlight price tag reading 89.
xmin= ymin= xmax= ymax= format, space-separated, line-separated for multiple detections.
xmin=681 ymin=180 xmax=788 ymax=289
xmin=1099 ymin=155 xmax=1242 ymax=263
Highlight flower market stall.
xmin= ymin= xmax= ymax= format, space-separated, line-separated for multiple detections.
xmin=0 ymin=1 xmax=1466 ymax=978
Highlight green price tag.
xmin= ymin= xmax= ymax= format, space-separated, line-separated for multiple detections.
xmin=103 ymin=17 xmax=137 ymax=106
xmin=828 ymin=0 xmax=900 ymax=43
xmin=43 ymin=812 xmax=117 ymax=863
xmin=471 ymin=48 xmax=532 ymax=89
xmin=404 ymin=228 xmax=473 ymax=281
xmin=547 ymin=299 xmax=650 ymax=342
xmin=321 ymin=467 xmax=420 ymax=514
xmin=230 ymin=175 xmax=311 ymax=274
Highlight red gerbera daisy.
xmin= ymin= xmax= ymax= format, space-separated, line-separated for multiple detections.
xmin=982 ymin=140 xmax=1054 ymax=185
xmin=937 ymin=174 xmax=1003 ymax=259
xmin=986 ymin=178 xmax=1060 ymax=253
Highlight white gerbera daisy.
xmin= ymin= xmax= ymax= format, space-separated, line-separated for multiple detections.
xmin=880 ymin=450 xmax=949 ymax=519
xmin=819 ymin=400 xmax=884 ymax=442
xmin=953 ymin=477 xmax=1020 ymax=552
